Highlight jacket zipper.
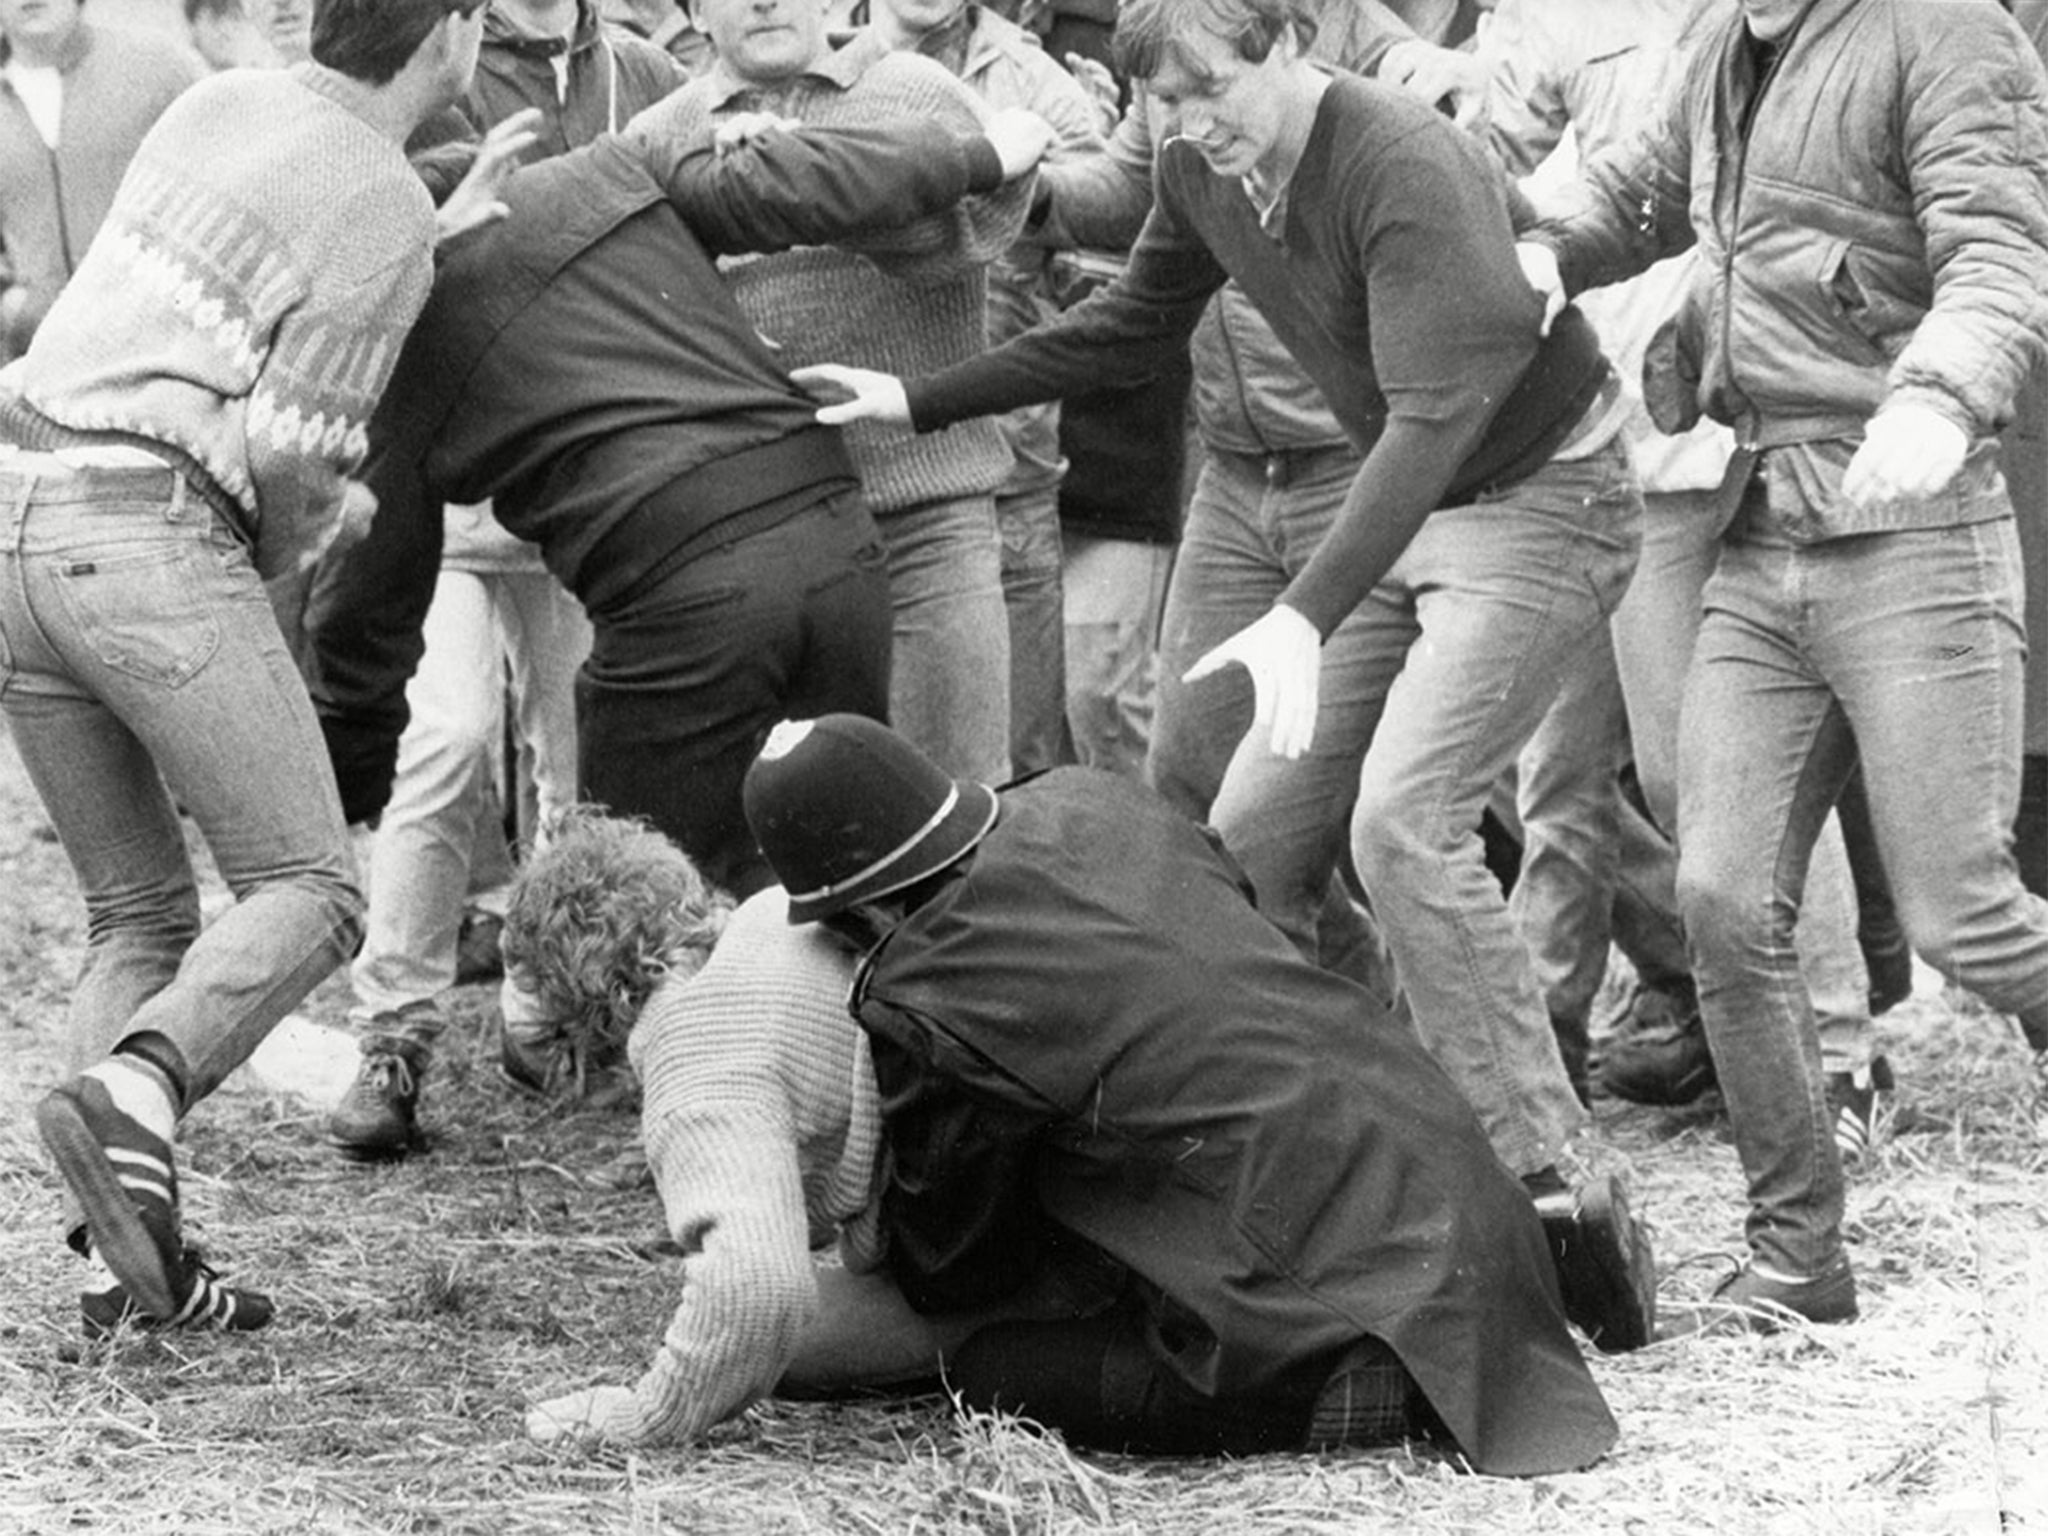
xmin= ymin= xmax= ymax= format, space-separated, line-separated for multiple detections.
xmin=1719 ymin=29 xmax=1787 ymax=451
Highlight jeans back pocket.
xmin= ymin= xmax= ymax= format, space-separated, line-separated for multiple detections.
xmin=51 ymin=541 xmax=223 ymax=688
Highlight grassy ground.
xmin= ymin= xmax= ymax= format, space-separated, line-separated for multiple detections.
xmin=0 ymin=729 xmax=2042 ymax=1535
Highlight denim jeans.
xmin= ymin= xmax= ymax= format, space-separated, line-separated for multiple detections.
xmin=1616 ymin=488 xmax=1874 ymax=1071
xmin=1062 ymin=531 xmax=1171 ymax=780
xmin=1497 ymin=627 xmax=1633 ymax=1033
xmin=998 ymin=483 xmax=1068 ymax=776
xmin=578 ymin=485 xmax=892 ymax=898
xmin=351 ymin=564 xmax=588 ymax=1018
xmin=875 ymin=492 xmax=1011 ymax=785
xmin=1201 ymin=441 xmax=1642 ymax=1175
xmin=0 ymin=453 xmax=363 ymax=1108
xmin=1145 ymin=445 xmax=1398 ymax=1008
xmin=1146 ymin=446 xmax=1323 ymax=825
xmin=1678 ymin=518 xmax=2048 ymax=1276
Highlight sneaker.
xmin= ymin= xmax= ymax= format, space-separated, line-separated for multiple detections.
xmin=36 ymin=1077 xmax=184 ymax=1319
xmin=328 ymin=1032 xmax=430 ymax=1161
xmin=1664 ymin=1259 xmax=1858 ymax=1338
xmin=1598 ymin=980 xmax=1716 ymax=1106
xmin=82 ymin=1247 xmax=274 ymax=1339
xmin=1530 ymin=1171 xmax=1657 ymax=1353
xmin=454 ymin=909 xmax=506 ymax=985
xmin=1825 ymin=1054 xmax=1895 ymax=1164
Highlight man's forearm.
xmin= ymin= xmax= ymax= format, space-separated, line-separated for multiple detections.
xmin=904 ymin=202 xmax=1223 ymax=430
xmin=665 ymin=121 xmax=1008 ymax=257
xmin=1279 ymin=415 xmax=1486 ymax=637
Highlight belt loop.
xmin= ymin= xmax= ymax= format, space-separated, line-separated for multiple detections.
xmin=165 ymin=468 xmax=188 ymax=525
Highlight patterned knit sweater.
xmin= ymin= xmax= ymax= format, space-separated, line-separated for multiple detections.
xmin=611 ymin=889 xmax=883 ymax=1445
xmin=5 ymin=66 xmax=435 ymax=588
xmin=637 ymin=34 xmax=1032 ymax=513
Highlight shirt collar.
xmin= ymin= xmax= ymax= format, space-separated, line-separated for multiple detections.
xmin=699 ymin=27 xmax=881 ymax=109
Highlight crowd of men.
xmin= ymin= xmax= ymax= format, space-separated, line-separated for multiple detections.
xmin=5 ymin=0 xmax=2048 ymax=1474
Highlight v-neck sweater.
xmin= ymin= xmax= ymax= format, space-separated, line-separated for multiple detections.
xmin=905 ymin=73 xmax=1607 ymax=636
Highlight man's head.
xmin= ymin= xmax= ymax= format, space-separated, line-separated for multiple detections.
xmin=258 ymin=0 xmax=315 ymax=61
xmin=1113 ymin=0 xmax=1319 ymax=181
xmin=311 ymin=0 xmax=486 ymax=91
xmin=499 ymin=808 xmax=735 ymax=1093
xmin=867 ymin=0 xmax=964 ymax=48
xmin=689 ymin=0 xmax=833 ymax=82
xmin=0 ymin=0 xmax=85 ymax=65
xmin=742 ymin=715 xmax=998 ymax=925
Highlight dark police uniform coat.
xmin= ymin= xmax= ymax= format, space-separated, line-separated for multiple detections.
xmin=851 ymin=767 xmax=1617 ymax=1476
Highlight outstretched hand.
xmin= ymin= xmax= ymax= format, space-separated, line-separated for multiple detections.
xmin=789 ymin=363 xmax=912 ymax=428
xmin=527 ymin=1385 xmax=638 ymax=1444
xmin=436 ymin=108 xmax=542 ymax=246
xmin=1065 ymin=53 xmax=1120 ymax=134
xmin=1182 ymin=604 xmax=1323 ymax=760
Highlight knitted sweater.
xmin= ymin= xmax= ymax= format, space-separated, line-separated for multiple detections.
xmin=906 ymin=74 xmax=1608 ymax=638
xmin=642 ymin=34 xmax=1032 ymax=513
xmin=613 ymin=889 xmax=883 ymax=1445
xmin=6 ymin=67 xmax=436 ymax=589
xmin=0 ymin=21 xmax=202 ymax=360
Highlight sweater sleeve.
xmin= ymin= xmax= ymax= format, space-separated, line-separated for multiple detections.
xmin=903 ymin=167 xmax=1226 ymax=428
xmin=825 ymin=52 xmax=1036 ymax=286
xmin=243 ymin=240 xmax=431 ymax=589
xmin=614 ymin=1102 xmax=823 ymax=1445
xmin=1034 ymin=90 xmax=1157 ymax=252
xmin=635 ymin=119 xmax=1005 ymax=258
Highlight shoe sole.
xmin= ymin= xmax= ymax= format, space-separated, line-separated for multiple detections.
xmin=327 ymin=1129 xmax=418 ymax=1163
xmin=1600 ymin=1061 xmax=1717 ymax=1108
xmin=1550 ymin=1176 xmax=1656 ymax=1353
xmin=1665 ymin=1275 xmax=1860 ymax=1339
xmin=36 ymin=1090 xmax=179 ymax=1319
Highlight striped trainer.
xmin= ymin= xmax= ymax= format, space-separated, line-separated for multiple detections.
xmin=36 ymin=1076 xmax=188 ymax=1320
xmin=81 ymin=1247 xmax=274 ymax=1339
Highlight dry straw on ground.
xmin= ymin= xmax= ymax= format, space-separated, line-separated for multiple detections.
xmin=0 ymin=734 xmax=2041 ymax=1535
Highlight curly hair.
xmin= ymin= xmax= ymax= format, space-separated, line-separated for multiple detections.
xmin=501 ymin=808 xmax=734 ymax=1083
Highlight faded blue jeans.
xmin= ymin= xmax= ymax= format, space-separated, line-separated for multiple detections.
xmin=1063 ymin=531 xmax=1172 ymax=779
xmin=351 ymin=562 xmax=587 ymax=1018
xmin=1616 ymin=486 xmax=1874 ymax=1072
xmin=876 ymin=492 xmax=1011 ymax=786
xmin=1196 ymin=439 xmax=1642 ymax=1176
xmin=0 ymin=452 xmax=363 ymax=1112
xmin=1145 ymin=443 xmax=1401 ymax=1012
xmin=997 ymin=482 xmax=1068 ymax=777
xmin=1679 ymin=517 xmax=2048 ymax=1277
